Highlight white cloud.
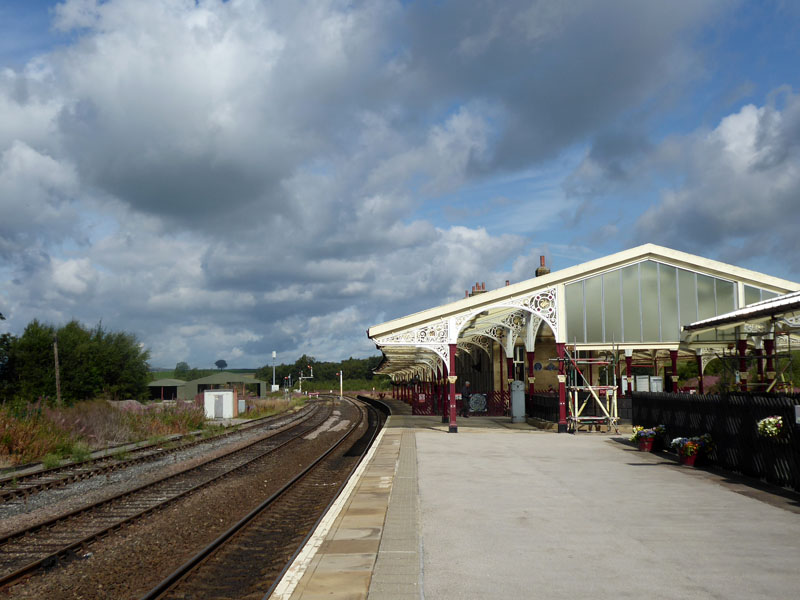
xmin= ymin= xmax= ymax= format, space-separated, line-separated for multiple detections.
xmin=634 ymin=91 xmax=800 ymax=267
xmin=3 ymin=0 xmax=769 ymax=368
xmin=51 ymin=257 xmax=96 ymax=295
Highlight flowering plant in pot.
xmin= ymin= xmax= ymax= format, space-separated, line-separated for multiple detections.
xmin=671 ymin=437 xmax=701 ymax=465
xmin=696 ymin=433 xmax=715 ymax=459
xmin=756 ymin=415 xmax=784 ymax=438
xmin=652 ymin=424 xmax=668 ymax=451
xmin=631 ymin=427 xmax=657 ymax=451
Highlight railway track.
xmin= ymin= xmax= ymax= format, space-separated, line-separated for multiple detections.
xmin=0 ymin=406 xmax=315 ymax=504
xmin=0 ymin=401 xmax=334 ymax=589
xmin=141 ymin=396 xmax=383 ymax=600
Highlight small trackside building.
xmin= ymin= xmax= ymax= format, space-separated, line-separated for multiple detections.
xmin=367 ymin=244 xmax=800 ymax=433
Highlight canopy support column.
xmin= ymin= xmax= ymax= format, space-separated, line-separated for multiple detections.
xmin=527 ymin=351 xmax=535 ymax=395
xmin=557 ymin=342 xmax=567 ymax=433
xmin=737 ymin=339 xmax=748 ymax=392
xmin=669 ymin=350 xmax=678 ymax=392
xmin=696 ymin=351 xmax=704 ymax=395
xmin=625 ymin=350 xmax=633 ymax=397
xmin=755 ymin=345 xmax=764 ymax=384
xmin=765 ymin=337 xmax=776 ymax=387
xmin=448 ymin=343 xmax=458 ymax=433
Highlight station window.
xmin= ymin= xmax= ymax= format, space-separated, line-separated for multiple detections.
xmin=744 ymin=285 xmax=780 ymax=306
xmin=565 ymin=260 xmax=740 ymax=344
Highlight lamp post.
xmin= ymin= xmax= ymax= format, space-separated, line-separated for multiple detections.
xmin=272 ymin=350 xmax=276 ymax=389
xmin=53 ymin=333 xmax=62 ymax=406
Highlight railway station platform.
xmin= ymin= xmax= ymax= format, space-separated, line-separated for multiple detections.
xmin=271 ymin=401 xmax=800 ymax=600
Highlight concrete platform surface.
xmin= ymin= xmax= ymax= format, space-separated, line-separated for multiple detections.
xmin=271 ymin=414 xmax=800 ymax=600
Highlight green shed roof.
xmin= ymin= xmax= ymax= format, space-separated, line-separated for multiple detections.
xmin=147 ymin=379 xmax=187 ymax=387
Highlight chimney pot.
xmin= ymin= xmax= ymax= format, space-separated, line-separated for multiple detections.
xmin=536 ymin=256 xmax=551 ymax=278
xmin=505 ymin=280 xmax=510 ymax=286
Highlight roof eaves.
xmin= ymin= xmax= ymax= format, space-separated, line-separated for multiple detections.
xmin=369 ymin=244 xmax=800 ymax=339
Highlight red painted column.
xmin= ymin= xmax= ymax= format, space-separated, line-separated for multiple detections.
xmin=557 ymin=342 xmax=567 ymax=433
xmin=737 ymin=339 xmax=748 ymax=392
xmin=765 ymin=338 xmax=775 ymax=388
xmin=507 ymin=355 xmax=515 ymax=415
xmin=527 ymin=351 xmax=535 ymax=396
xmin=696 ymin=353 xmax=704 ymax=395
xmin=625 ymin=354 xmax=633 ymax=397
xmin=439 ymin=374 xmax=444 ymax=416
xmin=669 ymin=350 xmax=679 ymax=393
xmin=441 ymin=366 xmax=448 ymax=422
xmin=498 ymin=347 xmax=504 ymax=405
xmin=755 ymin=347 xmax=764 ymax=385
xmin=448 ymin=343 xmax=458 ymax=433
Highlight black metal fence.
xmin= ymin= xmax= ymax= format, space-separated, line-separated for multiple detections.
xmin=632 ymin=392 xmax=800 ymax=491
xmin=526 ymin=392 xmax=632 ymax=422
xmin=526 ymin=393 xmax=560 ymax=422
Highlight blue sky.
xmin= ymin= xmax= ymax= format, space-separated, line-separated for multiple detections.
xmin=1 ymin=0 xmax=799 ymax=369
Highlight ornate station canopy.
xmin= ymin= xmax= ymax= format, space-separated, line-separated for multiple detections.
xmin=681 ymin=290 xmax=800 ymax=349
xmin=368 ymin=244 xmax=800 ymax=380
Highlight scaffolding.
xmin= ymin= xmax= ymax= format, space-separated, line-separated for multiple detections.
xmin=562 ymin=346 xmax=620 ymax=434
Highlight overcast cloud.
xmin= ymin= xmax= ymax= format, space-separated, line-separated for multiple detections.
xmin=1 ymin=0 xmax=799 ymax=368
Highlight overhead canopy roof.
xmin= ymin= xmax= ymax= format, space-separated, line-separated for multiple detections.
xmin=368 ymin=244 xmax=800 ymax=377
xmin=681 ymin=290 xmax=800 ymax=349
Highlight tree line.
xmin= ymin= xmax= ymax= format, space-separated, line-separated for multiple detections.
xmin=254 ymin=354 xmax=386 ymax=387
xmin=0 ymin=319 xmax=150 ymax=405
xmin=0 ymin=313 xmax=390 ymax=404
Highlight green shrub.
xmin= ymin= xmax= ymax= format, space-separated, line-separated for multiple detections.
xmin=0 ymin=406 xmax=77 ymax=464
xmin=42 ymin=453 xmax=62 ymax=469
xmin=69 ymin=441 xmax=92 ymax=463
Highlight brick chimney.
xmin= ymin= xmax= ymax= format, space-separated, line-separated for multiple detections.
xmin=468 ymin=281 xmax=487 ymax=297
xmin=535 ymin=255 xmax=550 ymax=277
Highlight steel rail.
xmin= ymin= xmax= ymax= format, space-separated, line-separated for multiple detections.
xmin=263 ymin=396 xmax=385 ymax=600
xmin=0 ymin=406 xmax=314 ymax=503
xmin=0 ymin=401 xmax=331 ymax=590
xmin=140 ymin=397 xmax=378 ymax=600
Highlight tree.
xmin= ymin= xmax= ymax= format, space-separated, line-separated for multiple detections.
xmin=174 ymin=362 xmax=190 ymax=378
xmin=0 ymin=331 xmax=16 ymax=398
xmin=1 ymin=319 xmax=150 ymax=404
xmin=215 ymin=359 xmax=227 ymax=370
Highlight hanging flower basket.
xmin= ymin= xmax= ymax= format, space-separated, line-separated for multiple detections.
xmin=757 ymin=416 xmax=784 ymax=439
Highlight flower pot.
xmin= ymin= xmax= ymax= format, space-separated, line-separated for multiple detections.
xmin=638 ymin=438 xmax=655 ymax=452
xmin=679 ymin=453 xmax=697 ymax=466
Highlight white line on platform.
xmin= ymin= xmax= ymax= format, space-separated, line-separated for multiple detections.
xmin=269 ymin=426 xmax=390 ymax=600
